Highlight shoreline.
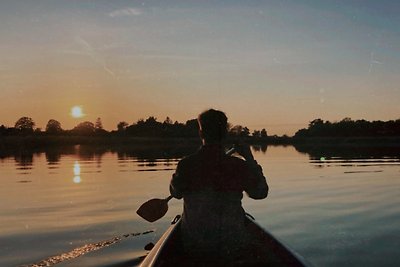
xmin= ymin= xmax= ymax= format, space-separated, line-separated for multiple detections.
xmin=1 ymin=135 xmax=399 ymax=150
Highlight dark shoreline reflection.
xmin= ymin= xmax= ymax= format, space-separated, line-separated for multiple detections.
xmin=294 ymin=144 xmax=400 ymax=159
xmin=114 ymin=144 xmax=199 ymax=170
xmin=293 ymin=144 xmax=400 ymax=167
xmin=4 ymin=144 xmax=399 ymax=169
xmin=13 ymin=151 xmax=36 ymax=174
xmin=8 ymin=143 xmax=400 ymax=171
xmin=46 ymin=147 xmax=76 ymax=167
xmin=252 ymin=144 xmax=268 ymax=154
xmin=2 ymin=144 xmax=201 ymax=172
xmin=114 ymin=144 xmax=199 ymax=161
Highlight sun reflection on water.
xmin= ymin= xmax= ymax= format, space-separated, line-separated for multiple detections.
xmin=73 ymin=161 xmax=81 ymax=184
xmin=73 ymin=176 xmax=81 ymax=184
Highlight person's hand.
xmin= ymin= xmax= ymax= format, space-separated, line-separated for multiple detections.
xmin=234 ymin=143 xmax=254 ymax=161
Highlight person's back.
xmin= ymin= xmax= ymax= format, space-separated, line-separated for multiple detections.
xmin=169 ymin=109 xmax=268 ymax=261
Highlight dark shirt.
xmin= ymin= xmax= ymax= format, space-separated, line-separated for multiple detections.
xmin=169 ymin=144 xmax=268 ymax=258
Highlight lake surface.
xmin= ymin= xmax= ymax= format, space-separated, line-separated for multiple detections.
xmin=1 ymin=144 xmax=399 ymax=267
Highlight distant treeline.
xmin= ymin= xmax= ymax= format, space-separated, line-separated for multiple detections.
xmin=0 ymin=116 xmax=269 ymax=140
xmin=1 ymin=116 xmax=400 ymax=146
xmin=294 ymin=118 xmax=400 ymax=138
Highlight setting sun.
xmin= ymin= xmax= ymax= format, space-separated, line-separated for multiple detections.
xmin=71 ymin=106 xmax=84 ymax=118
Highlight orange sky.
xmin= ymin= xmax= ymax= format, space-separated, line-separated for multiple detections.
xmin=1 ymin=1 xmax=399 ymax=135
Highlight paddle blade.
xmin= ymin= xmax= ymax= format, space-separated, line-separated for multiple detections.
xmin=136 ymin=198 xmax=169 ymax=222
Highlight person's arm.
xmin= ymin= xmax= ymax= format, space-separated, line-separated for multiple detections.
xmin=169 ymin=161 xmax=185 ymax=199
xmin=235 ymin=144 xmax=269 ymax=199
xmin=244 ymin=159 xmax=268 ymax=199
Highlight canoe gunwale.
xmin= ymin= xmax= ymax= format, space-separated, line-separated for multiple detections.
xmin=139 ymin=215 xmax=181 ymax=267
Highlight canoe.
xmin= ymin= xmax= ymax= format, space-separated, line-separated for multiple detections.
xmin=140 ymin=214 xmax=311 ymax=267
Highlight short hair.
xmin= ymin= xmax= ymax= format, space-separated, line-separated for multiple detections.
xmin=197 ymin=109 xmax=228 ymax=142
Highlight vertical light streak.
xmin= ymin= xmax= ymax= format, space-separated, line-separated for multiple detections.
xmin=73 ymin=161 xmax=81 ymax=184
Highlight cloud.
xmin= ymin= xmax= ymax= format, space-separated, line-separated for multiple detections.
xmin=109 ymin=8 xmax=142 ymax=18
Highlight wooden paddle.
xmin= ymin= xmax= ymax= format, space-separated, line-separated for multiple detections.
xmin=136 ymin=146 xmax=236 ymax=222
xmin=136 ymin=195 xmax=173 ymax=222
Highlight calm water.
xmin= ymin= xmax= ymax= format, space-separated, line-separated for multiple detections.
xmin=1 ymin=145 xmax=399 ymax=267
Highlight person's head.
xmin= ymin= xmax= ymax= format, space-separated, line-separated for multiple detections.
xmin=197 ymin=109 xmax=228 ymax=144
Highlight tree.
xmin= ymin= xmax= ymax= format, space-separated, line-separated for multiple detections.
xmin=308 ymin=118 xmax=325 ymax=136
xmin=163 ymin=117 xmax=173 ymax=125
xmin=242 ymin=127 xmax=250 ymax=137
xmin=0 ymin=125 xmax=6 ymax=136
xmin=117 ymin=121 xmax=128 ymax=132
xmin=229 ymin=125 xmax=243 ymax=136
xmin=294 ymin=128 xmax=308 ymax=138
xmin=252 ymin=130 xmax=261 ymax=138
xmin=95 ymin=118 xmax=103 ymax=130
xmin=15 ymin=117 xmax=35 ymax=133
xmin=72 ymin=121 xmax=95 ymax=135
xmin=308 ymin=118 xmax=324 ymax=128
xmin=45 ymin=119 xmax=63 ymax=134
xmin=260 ymin=128 xmax=268 ymax=138
xmin=145 ymin=116 xmax=158 ymax=125
xmin=95 ymin=117 xmax=108 ymax=134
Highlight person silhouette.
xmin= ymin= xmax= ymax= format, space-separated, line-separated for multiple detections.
xmin=170 ymin=108 xmax=268 ymax=262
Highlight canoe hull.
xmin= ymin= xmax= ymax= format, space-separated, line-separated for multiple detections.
xmin=140 ymin=214 xmax=310 ymax=267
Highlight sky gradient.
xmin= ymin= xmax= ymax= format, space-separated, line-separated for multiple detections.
xmin=1 ymin=0 xmax=399 ymax=135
